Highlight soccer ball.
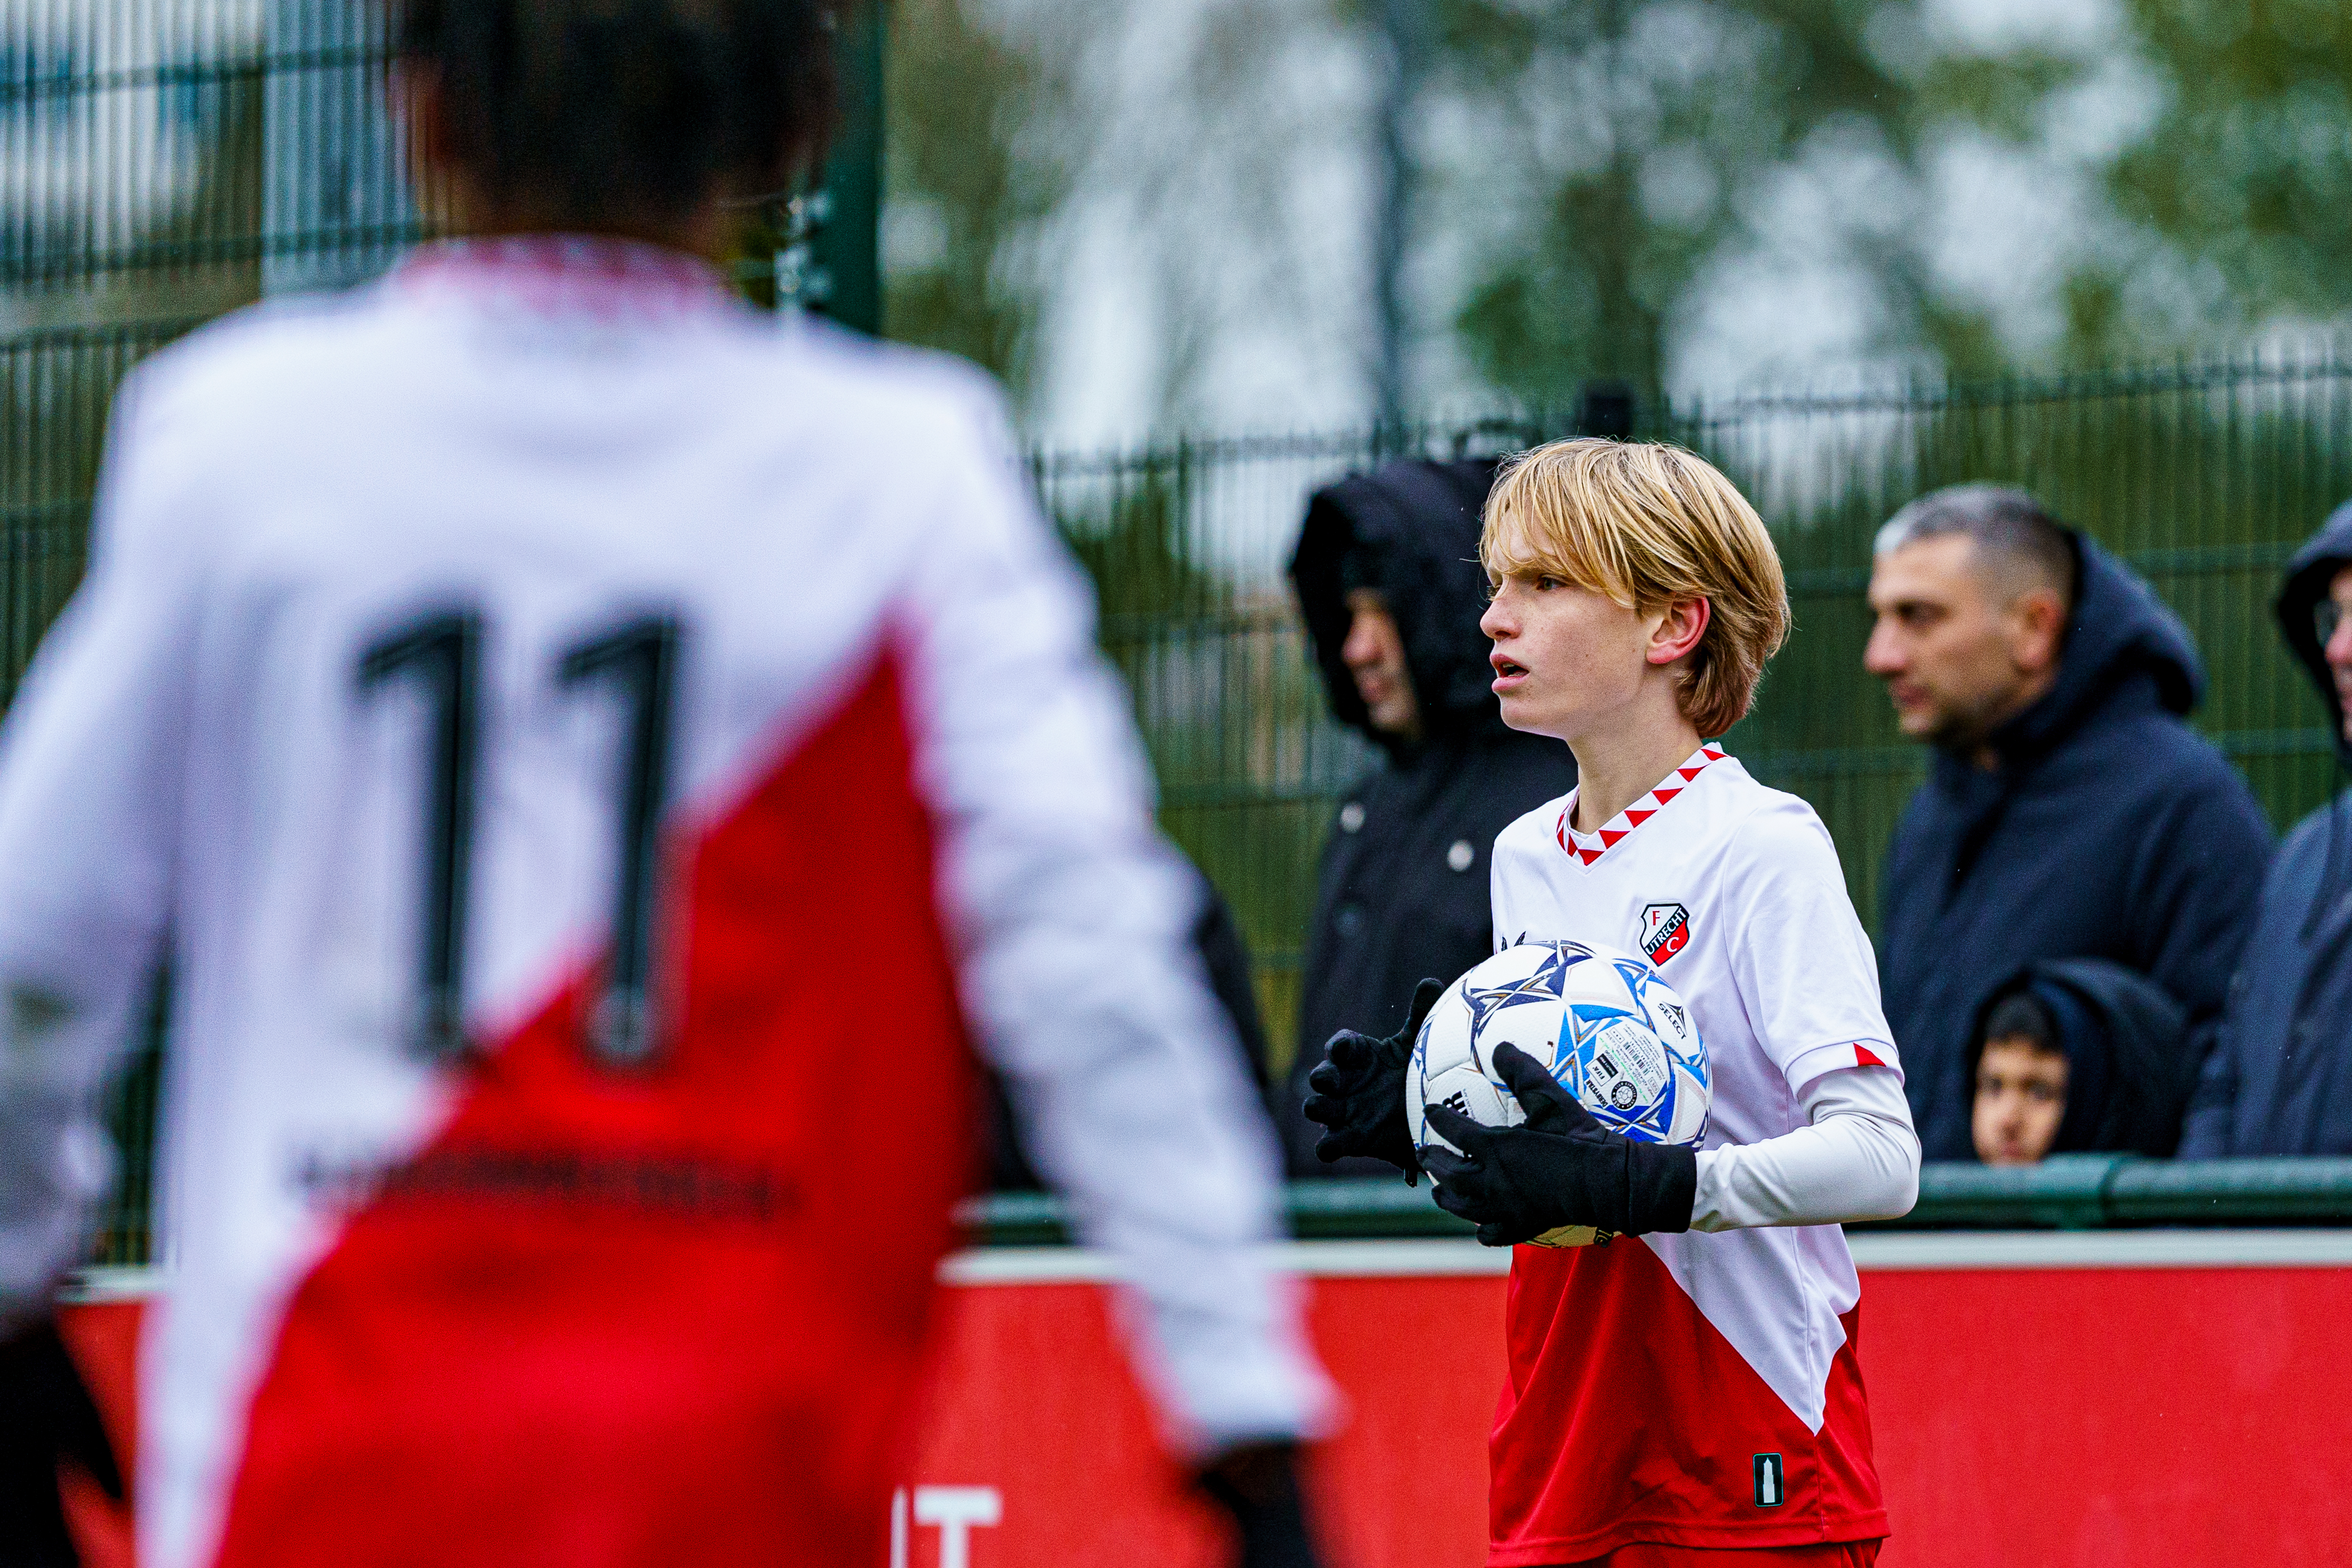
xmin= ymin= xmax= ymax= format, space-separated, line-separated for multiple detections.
xmin=1406 ymin=940 xmax=1711 ymax=1248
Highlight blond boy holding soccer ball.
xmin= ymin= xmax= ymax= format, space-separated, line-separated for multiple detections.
xmin=1305 ymin=440 xmax=1920 ymax=1567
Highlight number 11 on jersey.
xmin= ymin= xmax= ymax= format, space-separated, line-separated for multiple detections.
xmin=359 ymin=607 xmax=684 ymax=1071
xmin=559 ymin=616 xmax=681 ymax=1068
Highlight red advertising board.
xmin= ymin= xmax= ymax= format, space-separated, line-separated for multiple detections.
xmin=53 ymin=1231 xmax=2352 ymax=1567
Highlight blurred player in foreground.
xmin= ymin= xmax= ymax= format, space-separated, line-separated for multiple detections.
xmin=0 ymin=2 xmax=1331 ymax=1563
xmin=1307 ymin=440 xmax=1919 ymax=1566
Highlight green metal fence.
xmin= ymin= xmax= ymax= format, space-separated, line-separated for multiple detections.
xmin=1678 ymin=363 xmax=2346 ymax=929
xmin=1042 ymin=362 xmax=2348 ymax=1068
xmin=11 ymin=352 xmax=2352 ymax=1262
xmin=12 ymin=357 xmax=2350 ymax=1263
xmin=966 ymin=1159 xmax=2352 ymax=1246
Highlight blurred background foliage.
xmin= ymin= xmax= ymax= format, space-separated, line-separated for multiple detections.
xmin=880 ymin=0 xmax=1078 ymax=410
xmin=1428 ymin=0 xmax=1921 ymax=405
xmin=883 ymin=0 xmax=2352 ymax=424
xmin=2096 ymin=0 xmax=2352 ymax=347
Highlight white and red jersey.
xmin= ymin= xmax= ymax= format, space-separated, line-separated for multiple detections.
xmin=1485 ymin=745 xmax=1901 ymax=1562
xmin=0 ymin=239 xmax=1328 ymax=1568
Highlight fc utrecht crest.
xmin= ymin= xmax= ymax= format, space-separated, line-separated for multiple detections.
xmin=1639 ymin=902 xmax=1690 ymax=964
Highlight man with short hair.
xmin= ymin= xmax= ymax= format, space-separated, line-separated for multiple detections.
xmin=1865 ymin=485 xmax=2271 ymax=1161
xmin=2179 ymin=506 xmax=2352 ymax=1155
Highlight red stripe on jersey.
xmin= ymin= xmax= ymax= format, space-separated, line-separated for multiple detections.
xmin=1489 ymin=1241 xmax=1886 ymax=1564
xmin=1556 ymin=749 xmax=1720 ymax=869
xmin=211 ymin=651 xmax=975 ymax=1567
xmin=1853 ymin=1045 xmax=1886 ymax=1069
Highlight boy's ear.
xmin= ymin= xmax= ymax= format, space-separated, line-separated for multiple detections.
xmin=1647 ymin=597 xmax=1710 ymax=666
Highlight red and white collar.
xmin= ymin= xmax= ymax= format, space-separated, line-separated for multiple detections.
xmin=394 ymin=235 xmax=733 ymax=317
xmin=1556 ymin=744 xmax=1727 ymax=867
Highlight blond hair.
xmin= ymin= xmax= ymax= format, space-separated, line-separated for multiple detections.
xmin=1481 ymin=438 xmax=1789 ymax=739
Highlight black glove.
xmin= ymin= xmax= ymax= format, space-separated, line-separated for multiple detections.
xmin=1300 ymin=977 xmax=1445 ymax=1181
xmin=1196 ymin=1442 xmax=1321 ymax=1568
xmin=0 ymin=1315 xmax=124 ymax=1568
xmin=1421 ymin=1041 xmax=1697 ymax=1247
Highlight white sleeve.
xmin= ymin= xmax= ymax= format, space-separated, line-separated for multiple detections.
xmin=1690 ymin=1065 xmax=1920 ymax=1230
xmin=896 ymin=381 xmax=1332 ymax=1453
xmin=1724 ymin=800 xmax=1903 ymax=1092
xmin=0 ymin=369 xmax=196 ymax=1321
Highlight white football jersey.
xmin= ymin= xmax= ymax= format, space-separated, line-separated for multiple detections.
xmin=0 ymin=239 xmax=1326 ymax=1568
xmin=1485 ymin=744 xmax=1900 ymax=1557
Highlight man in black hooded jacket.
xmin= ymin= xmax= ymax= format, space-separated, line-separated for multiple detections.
xmin=1275 ymin=457 xmax=1576 ymax=1177
xmin=1865 ymin=485 xmax=2273 ymax=1161
xmin=2179 ymin=504 xmax=2352 ymax=1156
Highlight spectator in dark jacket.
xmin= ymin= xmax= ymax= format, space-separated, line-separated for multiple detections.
xmin=1865 ymin=486 xmax=2273 ymax=1160
xmin=2179 ymin=504 xmax=2352 ymax=1156
xmin=1275 ymin=457 xmax=1576 ymax=1177
xmin=1968 ymin=959 xmax=2193 ymax=1165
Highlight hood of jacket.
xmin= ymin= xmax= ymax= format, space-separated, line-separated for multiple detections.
xmin=1289 ymin=457 xmax=1507 ymax=755
xmin=1976 ymin=533 xmax=2204 ymax=770
xmin=2278 ymin=500 xmax=2352 ymax=768
xmin=1970 ymin=957 xmax=2193 ymax=1158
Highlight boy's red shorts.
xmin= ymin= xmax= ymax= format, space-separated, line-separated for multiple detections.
xmin=1559 ymin=1542 xmax=1882 ymax=1568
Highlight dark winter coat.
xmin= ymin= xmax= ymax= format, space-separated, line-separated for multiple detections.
xmin=1970 ymin=958 xmax=2193 ymax=1159
xmin=1880 ymin=534 xmax=2274 ymax=1161
xmin=1276 ymin=458 xmax=1577 ymax=1178
xmin=2179 ymin=505 xmax=2352 ymax=1156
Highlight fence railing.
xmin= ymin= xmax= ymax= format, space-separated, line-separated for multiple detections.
xmin=964 ymin=1159 xmax=2352 ymax=1247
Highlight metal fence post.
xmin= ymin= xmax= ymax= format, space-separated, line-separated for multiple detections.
xmin=809 ymin=2 xmax=884 ymax=336
xmin=262 ymin=0 xmax=412 ymax=296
